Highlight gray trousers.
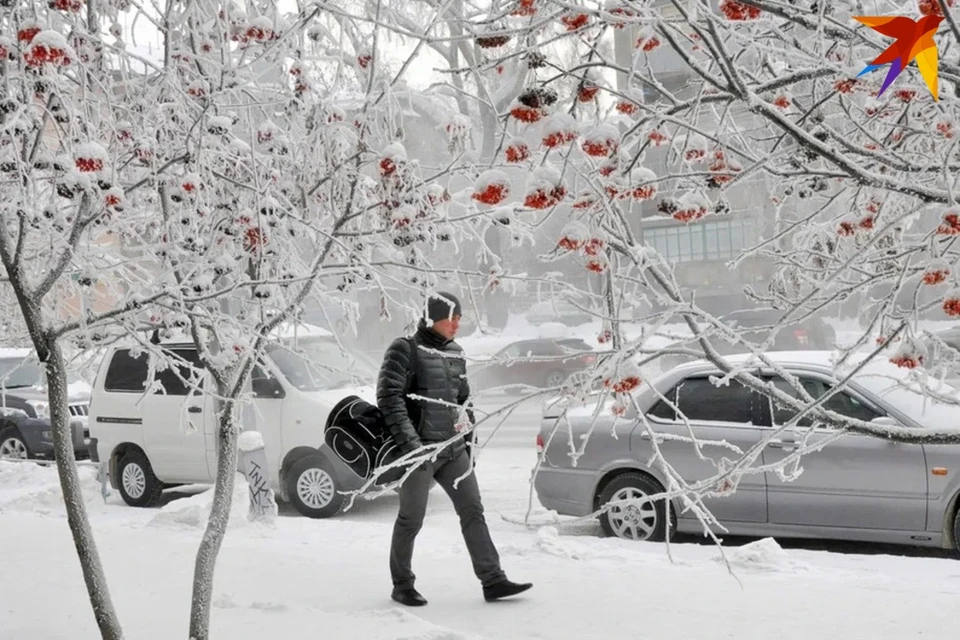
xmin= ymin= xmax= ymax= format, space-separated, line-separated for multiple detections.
xmin=390 ymin=450 xmax=505 ymax=589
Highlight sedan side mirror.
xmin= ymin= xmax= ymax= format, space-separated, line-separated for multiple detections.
xmin=870 ymin=416 xmax=901 ymax=428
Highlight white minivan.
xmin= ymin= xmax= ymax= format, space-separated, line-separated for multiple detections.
xmin=89 ymin=323 xmax=380 ymax=518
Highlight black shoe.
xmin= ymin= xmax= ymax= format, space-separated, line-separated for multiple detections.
xmin=483 ymin=579 xmax=532 ymax=602
xmin=391 ymin=587 xmax=427 ymax=607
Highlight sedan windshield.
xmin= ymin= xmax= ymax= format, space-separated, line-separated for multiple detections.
xmin=266 ymin=338 xmax=378 ymax=391
xmin=851 ymin=360 xmax=960 ymax=429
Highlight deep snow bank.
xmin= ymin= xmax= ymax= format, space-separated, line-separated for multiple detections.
xmin=716 ymin=537 xmax=810 ymax=573
xmin=0 ymin=460 xmax=105 ymax=515
xmin=148 ymin=472 xmax=251 ymax=529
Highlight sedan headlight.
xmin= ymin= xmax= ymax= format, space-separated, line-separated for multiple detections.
xmin=27 ymin=400 xmax=49 ymax=418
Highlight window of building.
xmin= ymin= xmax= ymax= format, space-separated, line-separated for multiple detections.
xmin=643 ymin=218 xmax=757 ymax=264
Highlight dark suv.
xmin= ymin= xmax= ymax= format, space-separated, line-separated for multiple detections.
xmin=0 ymin=349 xmax=91 ymax=461
xmin=718 ymin=308 xmax=836 ymax=353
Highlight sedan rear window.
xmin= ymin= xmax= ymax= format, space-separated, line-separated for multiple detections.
xmin=648 ymin=376 xmax=757 ymax=424
xmin=557 ymin=339 xmax=592 ymax=351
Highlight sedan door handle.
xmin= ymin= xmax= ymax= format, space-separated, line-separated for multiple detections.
xmin=766 ymin=439 xmax=797 ymax=450
xmin=188 ymin=406 xmax=202 ymax=414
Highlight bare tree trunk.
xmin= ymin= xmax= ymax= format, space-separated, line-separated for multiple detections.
xmin=188 ymin=398 xmax=239 ymax=640
xmin=0 ymin=216 xmax=124 ymax=639
xmin=42 ymin=339 xmax=124 ymax=640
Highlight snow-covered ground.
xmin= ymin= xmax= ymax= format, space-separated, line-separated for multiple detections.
xmin=3 ymin=450 xmax=959 ymax=639
xmin=5 ymin=314 xmax=959 ymax=638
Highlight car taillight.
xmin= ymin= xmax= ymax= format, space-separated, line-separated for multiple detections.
xmin=581 ymin=354 xmax=596 ymax=365
xmin=794 ymin=329 xmax=809 ymax=346
xmin=536 ymin=433 xmax=545 ymax=453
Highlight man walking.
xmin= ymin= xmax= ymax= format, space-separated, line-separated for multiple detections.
xmin=377 ymin=291 xmax=532 ymax=606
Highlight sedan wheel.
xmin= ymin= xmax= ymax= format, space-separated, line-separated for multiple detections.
xmin=544 ymin=370 xmax=565 ymax=388
xmin=597 ymin=472 xmax=674 ymax=542
xmin=954 ymin=508 xmax=960 ymax=556
xmin=607 ymin=486 xmax=658 ymax=541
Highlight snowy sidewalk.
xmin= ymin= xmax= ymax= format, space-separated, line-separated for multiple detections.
xmin=2 ymin=452 xmax=959 ymax=639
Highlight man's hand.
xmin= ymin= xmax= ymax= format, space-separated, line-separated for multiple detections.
xmin=402 ymin=440 xmax=424 ymax=456
xmin=465 ymin=438 xmax=480 ymax=467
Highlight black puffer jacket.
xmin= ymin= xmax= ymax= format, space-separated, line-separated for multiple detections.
xmin=377 ymin=322 xmax=475 ymax=459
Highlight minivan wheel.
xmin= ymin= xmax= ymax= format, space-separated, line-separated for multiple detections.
xmin=117 ymin=450 xmax=163 ymax=507
xmin=286 ymin=455 xmax=345 ymax=518
xmin=0 ymin=427 xmax=30 ymax=460
xmin=597 ymin=473 xmax=673 ymax=542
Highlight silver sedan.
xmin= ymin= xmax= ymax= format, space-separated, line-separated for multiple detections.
xmin=534 ymin=351 xmax=960 ymax=551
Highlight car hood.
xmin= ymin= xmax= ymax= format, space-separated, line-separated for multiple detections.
xmin=298 ymin=385 xmax=377 ymax=406
xmin=0 ymin=385 xmax=90 ymax=403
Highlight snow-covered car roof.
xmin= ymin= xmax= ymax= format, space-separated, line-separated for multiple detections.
xmin=669 ymin=350 xmax=839 ymax=373
xmin=107 ymin=322 xmax=334 ymax=349
xmin=660 ymin=350 xmax=960 ymax=430
xmin=0 ymin=348 xmax=33 ymax=360
xmin=272 ymin=322 xmax=334 ymax=341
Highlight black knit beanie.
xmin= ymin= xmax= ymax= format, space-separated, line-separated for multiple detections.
xmin=426 ymin=291 xmax=462 ymax=323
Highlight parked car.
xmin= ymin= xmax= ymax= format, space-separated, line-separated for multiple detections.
xmin=658 ymin=307 xmax=837 ymax=372
xmin=720 ymin=308 xmax=836 ymax=351
xmin=472 ymin=338 xmax=598 ymax=391
xmin=524 ymin=300 xmax=594 ymax=327
xmin=301 ymin=298 xmax=353 ymax=337
xmin=927 ymin=327 xmax=960 ymax=387
xmin=0 ymin=348 xmax=91 ymax=461
xmin=535 ymin=350 xmax=960 ymax=551
xmin=933 ymin=327 xmax=960 ymax=350
xmin=89 ymin=323 xmax=382 ymax=517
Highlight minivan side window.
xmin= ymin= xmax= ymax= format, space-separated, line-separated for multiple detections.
xmin=104 ymin=349 xmax=149 ymax=392
xmin=647 ymin=376 xmax=757 ymax=424
xmin=154 ymin=349 xmax=204 ymax=396
xmin=251 ymin=363 xmax=285 ymax=399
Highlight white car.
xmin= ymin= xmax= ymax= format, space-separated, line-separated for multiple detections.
xmin=89 ymin=323 xmax=379 ymax=517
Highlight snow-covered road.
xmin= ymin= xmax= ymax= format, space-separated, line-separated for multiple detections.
xmin=2 ymin=448 xmax=959 ymax=640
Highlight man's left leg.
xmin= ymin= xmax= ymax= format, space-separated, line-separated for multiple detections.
xmin=434 ymin=451 xmax=532 ymax=601
xmin=433 ymin=451 xmax=505 ymax=587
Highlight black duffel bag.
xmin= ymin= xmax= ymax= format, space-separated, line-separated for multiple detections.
xmin=325 ymin=395 xmax=407 ymax=485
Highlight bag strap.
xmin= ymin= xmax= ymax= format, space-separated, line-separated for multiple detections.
xmin=404 ymin=336 xmax=418 ymax=394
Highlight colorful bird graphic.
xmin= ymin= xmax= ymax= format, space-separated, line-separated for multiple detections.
xmin=854 ymin=14 xmax=943 ymax=101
